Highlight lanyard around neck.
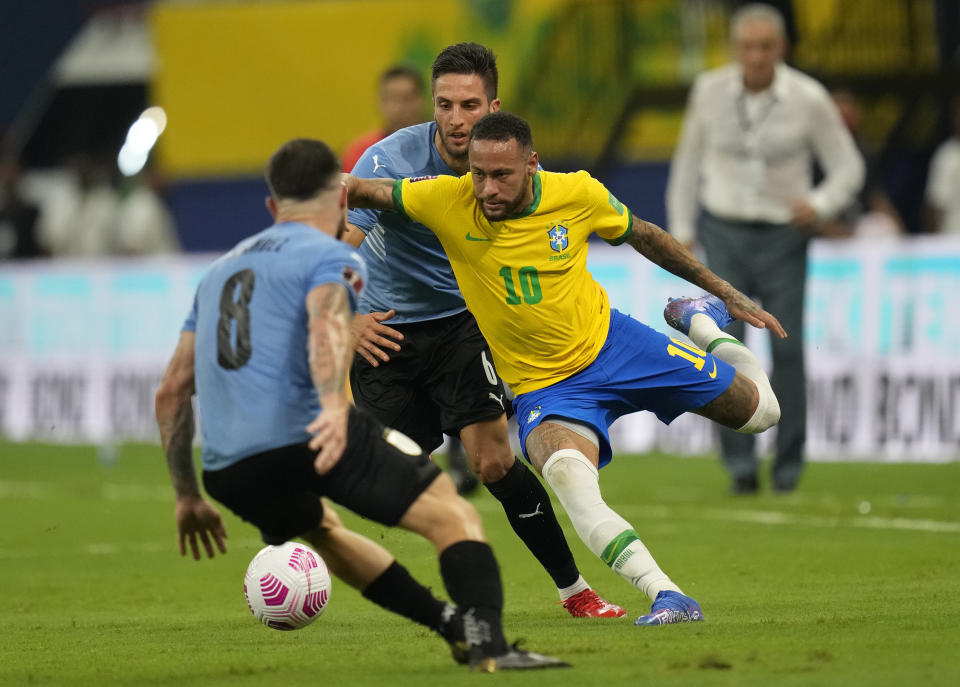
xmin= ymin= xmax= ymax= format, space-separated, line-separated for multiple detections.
xmin=736 ymin=91 xmax=777 ymax=134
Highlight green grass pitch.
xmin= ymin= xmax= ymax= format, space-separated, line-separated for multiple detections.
xmin=1 ymin=442 xmax=958 ymax=686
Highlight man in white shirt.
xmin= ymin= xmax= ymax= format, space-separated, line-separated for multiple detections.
xmin=667 ymin=3 xmax=864 ymax=493
xmin=926 ymin=96 xmax=960 ymax=235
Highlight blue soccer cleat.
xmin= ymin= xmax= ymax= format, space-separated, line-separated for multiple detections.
xmin=634 ymin=590 xmax=704 ymax=626
xmin=663 ymin=295 xmax=734 ymax=335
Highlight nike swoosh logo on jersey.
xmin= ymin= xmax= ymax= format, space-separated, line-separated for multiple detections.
xmin=465 ymin=232 xmax=491 ymax=241
xmin=708 ymin=359 xmax=717 ymax=379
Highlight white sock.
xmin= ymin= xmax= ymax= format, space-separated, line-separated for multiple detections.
xmin=541 ymin=449 xmax=682 ymax=600
xmin=557 ymin=575 xmax=590 ymax=602
xmin=687 ymin=313 xmax=761 ymax=379
xmin=687 ymin=313 xmax=780 ymax=433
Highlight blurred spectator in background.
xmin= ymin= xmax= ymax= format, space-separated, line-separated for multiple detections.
xmin=34 ymin=152 xmax=180 ymax=257
xmin=342 ymin=62 xmax=473 ymax=489
xmin=37 ymin=152 xmax=120 ymax=257
xmin=727 ymin=0 xmax=798 ymax=52
xmin=925 ymin=94 xmax=960 ymax=235
xmin=341 ymin=65 xmax=426 ymax=172
xmin=667 ymin=3 xmax=864 ymax=494
xmin=114 ymin=161 xmax=181 ymax=254
xmin=820 ymin=88 xmax=904 ymax=239
xmin=0 ymin=153 xmax=45 ymax=259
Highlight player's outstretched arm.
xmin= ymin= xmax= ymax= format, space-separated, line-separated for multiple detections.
xmin=155 ymin=332 xmax=228 ymax=560
xmin=306 ymin=283 xmax=355 ymax=474
xmin=625 ymin=216 xmax=787 ymax=338
xmin=342 ymin=174 xmax=398 ymax=211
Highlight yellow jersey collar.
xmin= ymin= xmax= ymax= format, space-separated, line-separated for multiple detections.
xmin=510 ymin=172 xmax=542 ymax=219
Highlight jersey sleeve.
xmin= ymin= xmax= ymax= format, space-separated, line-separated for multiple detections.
xmin=347 ymin=145 xmax=396 ymax=234
xmin=181 ymin=291 xmax=199 ymax=332
xmin=392 ymin=175 xmax=459 ymax=240
xmin=306 ymin=246 xmax=368 ymax=313
xmin=584 ymin=175 xmax=634 ymax=245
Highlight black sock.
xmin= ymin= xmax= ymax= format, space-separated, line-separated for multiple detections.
xmin=362 ymin=561 xmax=453 ymax=637
xmin=447 ymin=436 xmax=470 ymax=474
xmin=438 ymin=541 xmax=507 ymax=655
xmin=485 ymin=457 xmax=580 ymax=589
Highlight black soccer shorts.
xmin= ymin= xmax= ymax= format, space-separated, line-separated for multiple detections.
xmin=349 ymin=309 xmax=511 ymax=453
xmin=202 ymin=406 xmax=442 ymax=545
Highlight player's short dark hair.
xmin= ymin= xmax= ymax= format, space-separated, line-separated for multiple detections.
xmin=431 ymin=42 xmax=498 ymax=101
xmin=469 ymin=112 xmax=533 ymax=150
xmin=266 ymin=138 xmax=340 ymax=202
xmin=380 ymin=64 xmax=424 ymax=93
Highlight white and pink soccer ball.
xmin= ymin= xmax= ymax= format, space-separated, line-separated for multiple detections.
xmin=243 ymin=542 xmax=332 ymax=630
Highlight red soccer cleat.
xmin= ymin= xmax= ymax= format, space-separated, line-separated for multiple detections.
xmin=560 ymin=589 xmax=626 ymax=618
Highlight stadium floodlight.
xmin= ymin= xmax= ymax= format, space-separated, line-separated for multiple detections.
xmin=117 ymin=106 xmax=167 ymax=177
xmin=140 ymin=106 xmax=167 ymax=135
xmin=126 ymin=118 xmax=159 ymax=151
xmin=117 ymin=145 xmax=149 ymax=177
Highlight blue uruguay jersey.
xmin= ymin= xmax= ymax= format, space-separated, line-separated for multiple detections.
xmin=183 ymin=222 xmax=366 ymax=471
xmin=348 ymin=121 xmax=465 ymax=323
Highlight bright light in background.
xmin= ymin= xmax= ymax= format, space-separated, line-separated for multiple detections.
xmin=140 ymin=106 xmax=167 ymax=134
xmin=126 ymin=118 xmax=159 ymax=150
xmin=117 ymin=106 xmax=167 ymax=176
xmin=117 ymin=146 xmax=149 ymax=177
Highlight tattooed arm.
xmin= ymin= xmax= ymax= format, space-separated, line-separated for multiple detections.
xmin=340 ymin=177 xmax=405 ymax=365
xmin=625 ymin=216 xmax=787 ymax=338
xmin=155 ymin=331 xmax=227 ymax=559
xmin=305 ymin=283 xmax=355 ymax=474
xmin=342 ymin=174 xmax=397 ymax=211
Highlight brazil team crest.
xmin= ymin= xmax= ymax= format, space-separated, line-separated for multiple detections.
xmin=527 ymin=406 xmax=542 ymax=424
xmin=547 ymin=224 xmax=568 ymax=253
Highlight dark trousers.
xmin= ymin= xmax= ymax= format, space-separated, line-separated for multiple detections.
xmin=698 ymin=211 xmax=808 ymax=488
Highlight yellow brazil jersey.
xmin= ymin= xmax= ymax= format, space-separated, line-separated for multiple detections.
xmin=392 ymin=170 xmax=633 ymax=394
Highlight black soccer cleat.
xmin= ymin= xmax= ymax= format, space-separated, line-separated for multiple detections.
xmin=469 ymin=646 xmax=571 ymax=672
xmin=447 ymin=639 xmax=470 ymax=666
xmin=449 ymin=468 xmax=479 ymax=496
xmin=438 ymin=604 xmax=470 ymax=665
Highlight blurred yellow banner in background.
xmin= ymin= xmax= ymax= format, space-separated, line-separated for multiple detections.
xmin=150 ymin=0 xmax=563 ymax=177
xmin=150 ymin=0 xmax=938 ymax=177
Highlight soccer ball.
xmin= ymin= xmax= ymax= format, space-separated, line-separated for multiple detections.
xmin=243 ymin=542 xmax=332 ymax=631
